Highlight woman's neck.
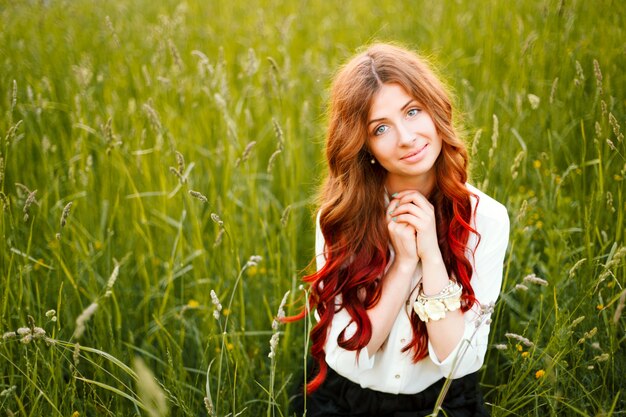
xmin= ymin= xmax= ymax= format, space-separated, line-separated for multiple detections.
xmin=385 ymin=173 xmax=436 ymax=198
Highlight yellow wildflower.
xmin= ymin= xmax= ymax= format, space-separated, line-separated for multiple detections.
xmin=187 ymin=299 xmax=199 ymax=309
xmin=521 ymin=352 xmax=530 ymax=359
xmin=72 ymin=412 xmax=80 ymax=417
xmin=533 ymin=160 xmax=541 ymax=169
xmin=535 ymin=369 xmax=545 ymax=379
xmin=516 ymin=344 xmax=523 ymax=352
xmin=596 ymin=304 xmax=604 ymax=311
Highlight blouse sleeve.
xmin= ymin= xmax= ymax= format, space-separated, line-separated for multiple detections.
xmin=427 ymin=199 xmax=510 ymax=377
xmin=315 ymin=211 xmax=376 ymax=377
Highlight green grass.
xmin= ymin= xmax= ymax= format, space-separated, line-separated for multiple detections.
xmin=1 ymin=0 xmax=624 ymax=415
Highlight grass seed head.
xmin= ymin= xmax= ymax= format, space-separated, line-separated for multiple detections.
xmin=2 ymin=331 xmax=16 ymax=340
xmin=61 ymin=201 xmax=73 ymax=228
xmin=168 ymin=39 xmax=183 ymax=71
xmin=189 ymin=190 xmax=208 ymax=203
xmin=142 ymin=100 xmax=162 ymax=131
xmin=246 ymin=47 xmax=259 ymax=76
xmin=549 ymin=77 xmax=558 ymax=104
xmin=246 ymin=255 xmax=262 ymax=268
xmin=74 ymin=302 xmax=99 ymax=339
xmin=574 ymin=60 xmax=585 ymax=86
xmin=0 ymin=192 xmax=8 ymax=211
xmin=0 ymin=385 xmax=17 ymax=397
xmin=272 ymin=118 xmax=284 ymax=148
xmin=105 ymin=15 xmax=120 ymax=47
xmin=23 ymin=189 xmax=38 ymax=221
xmin=570 ymin=316 xmax=585 ymax=328
xmin=11 ymin=79 xmax=17 ymax=112
xmin=593 ymin=59 xmax=603 ymax=95
xmin=210 ymin=290 xmax=222 ymax=320
xmin=175 ymin=151 xmax=185 ymax=173
xmin=105 ymin=262 xmax=120 ymax=296
xmin=267 ymin=149 xmax=282 ymax=173
xmin=523 ymin=273 xmax=549 ymax=286
xmin=568 ymin=258 xmax=586 ymax=278
xmin=505 ymin=332 xmax=535 ymax=347
xmin=527 ymin=94 xmax=540 ymax=109
xmin=210 ymin=213 xmax=224 ymax=227
xmin=280 ymin=205 xmax=291 ymax=227
xmin=133 ymin=357 xmax=169 ymax=417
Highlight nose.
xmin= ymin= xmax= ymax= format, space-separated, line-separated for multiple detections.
xmin=397 ymin=120 xmax=416 ymax=146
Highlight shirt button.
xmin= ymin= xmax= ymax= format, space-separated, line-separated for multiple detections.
xmin=400 ymin=338 xmax=406 ymax=344
xmin=395 ymin=374 xmax=400 ymax=379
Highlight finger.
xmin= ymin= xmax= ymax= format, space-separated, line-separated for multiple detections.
xmin=397 ymin=191 xmax=432 ymax=210
xmin=389 ymin=213 xmax=420 ymax=232
xmin=389 ymin=202 xmax=426 ymax=218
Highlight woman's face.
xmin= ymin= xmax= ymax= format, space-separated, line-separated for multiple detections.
xmin=366 ymin=83 xmax=442 ymax=187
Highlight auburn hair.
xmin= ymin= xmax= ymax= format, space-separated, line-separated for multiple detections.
xmin=287 ymin=43 xmax=479 ymax=393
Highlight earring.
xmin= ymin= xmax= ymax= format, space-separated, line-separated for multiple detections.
xmin=370 ymin=158 xmax=376 ymax=164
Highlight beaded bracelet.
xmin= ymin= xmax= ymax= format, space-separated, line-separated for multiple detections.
xmin=413 ymin=280 xmax=462 ymax=322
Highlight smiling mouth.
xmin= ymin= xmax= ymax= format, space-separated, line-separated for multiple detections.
xmin=401 ymin=144 xmax=428 ymax=160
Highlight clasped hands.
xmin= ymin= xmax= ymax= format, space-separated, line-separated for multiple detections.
xmin=386 ymin=190 xmax=440 ymax=266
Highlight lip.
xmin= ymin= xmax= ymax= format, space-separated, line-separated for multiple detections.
xmin=400 ymin=144 xmax=428 ymax=162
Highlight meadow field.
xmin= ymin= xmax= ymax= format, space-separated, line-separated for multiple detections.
xmin=1 ymin=0 xmax=625 ymax=415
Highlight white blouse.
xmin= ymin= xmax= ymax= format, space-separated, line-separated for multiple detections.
xmin=314 ymin=183 xmax=510 ymax=394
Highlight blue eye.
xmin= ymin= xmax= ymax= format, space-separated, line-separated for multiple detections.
xmin=374 ymin=125 xmax=388 ymax=136
xmin=407 ymin=108 xmax=420 ymax=117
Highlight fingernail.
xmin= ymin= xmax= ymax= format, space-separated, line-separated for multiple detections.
xmin=392 ymin=216 xmax=397 ymax=222
xmin=391 ymin=192 xmax=399 ymax=198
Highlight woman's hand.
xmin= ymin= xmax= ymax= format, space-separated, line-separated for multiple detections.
xmin=386 ymin=207 xmax=419 ymax=269
xmin=387 ymin=190 xmax=441 ymax=262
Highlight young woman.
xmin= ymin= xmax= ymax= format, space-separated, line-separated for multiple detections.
xmin=292 ymin=43 xmax=509 ymax=417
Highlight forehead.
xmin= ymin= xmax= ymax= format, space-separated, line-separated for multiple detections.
xmin=368 ymin=83 xmax=415 ymax=119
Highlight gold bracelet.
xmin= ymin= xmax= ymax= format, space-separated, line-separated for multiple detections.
xmin=413 ymin=281 xmax=462 ymax=322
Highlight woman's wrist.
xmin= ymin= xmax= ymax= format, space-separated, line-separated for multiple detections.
xmin=393 ymin=258 xmax=418 ymax=274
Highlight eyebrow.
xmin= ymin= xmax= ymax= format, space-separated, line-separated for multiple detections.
xmin=368 ymin=99 xmax=416 ymax=126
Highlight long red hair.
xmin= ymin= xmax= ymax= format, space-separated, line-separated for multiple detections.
xmin=287 ymin=43 xmax=479 ymax=393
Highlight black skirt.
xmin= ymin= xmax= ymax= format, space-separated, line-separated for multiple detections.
xmin=290 ymin=364 xmax=490 ymax=417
